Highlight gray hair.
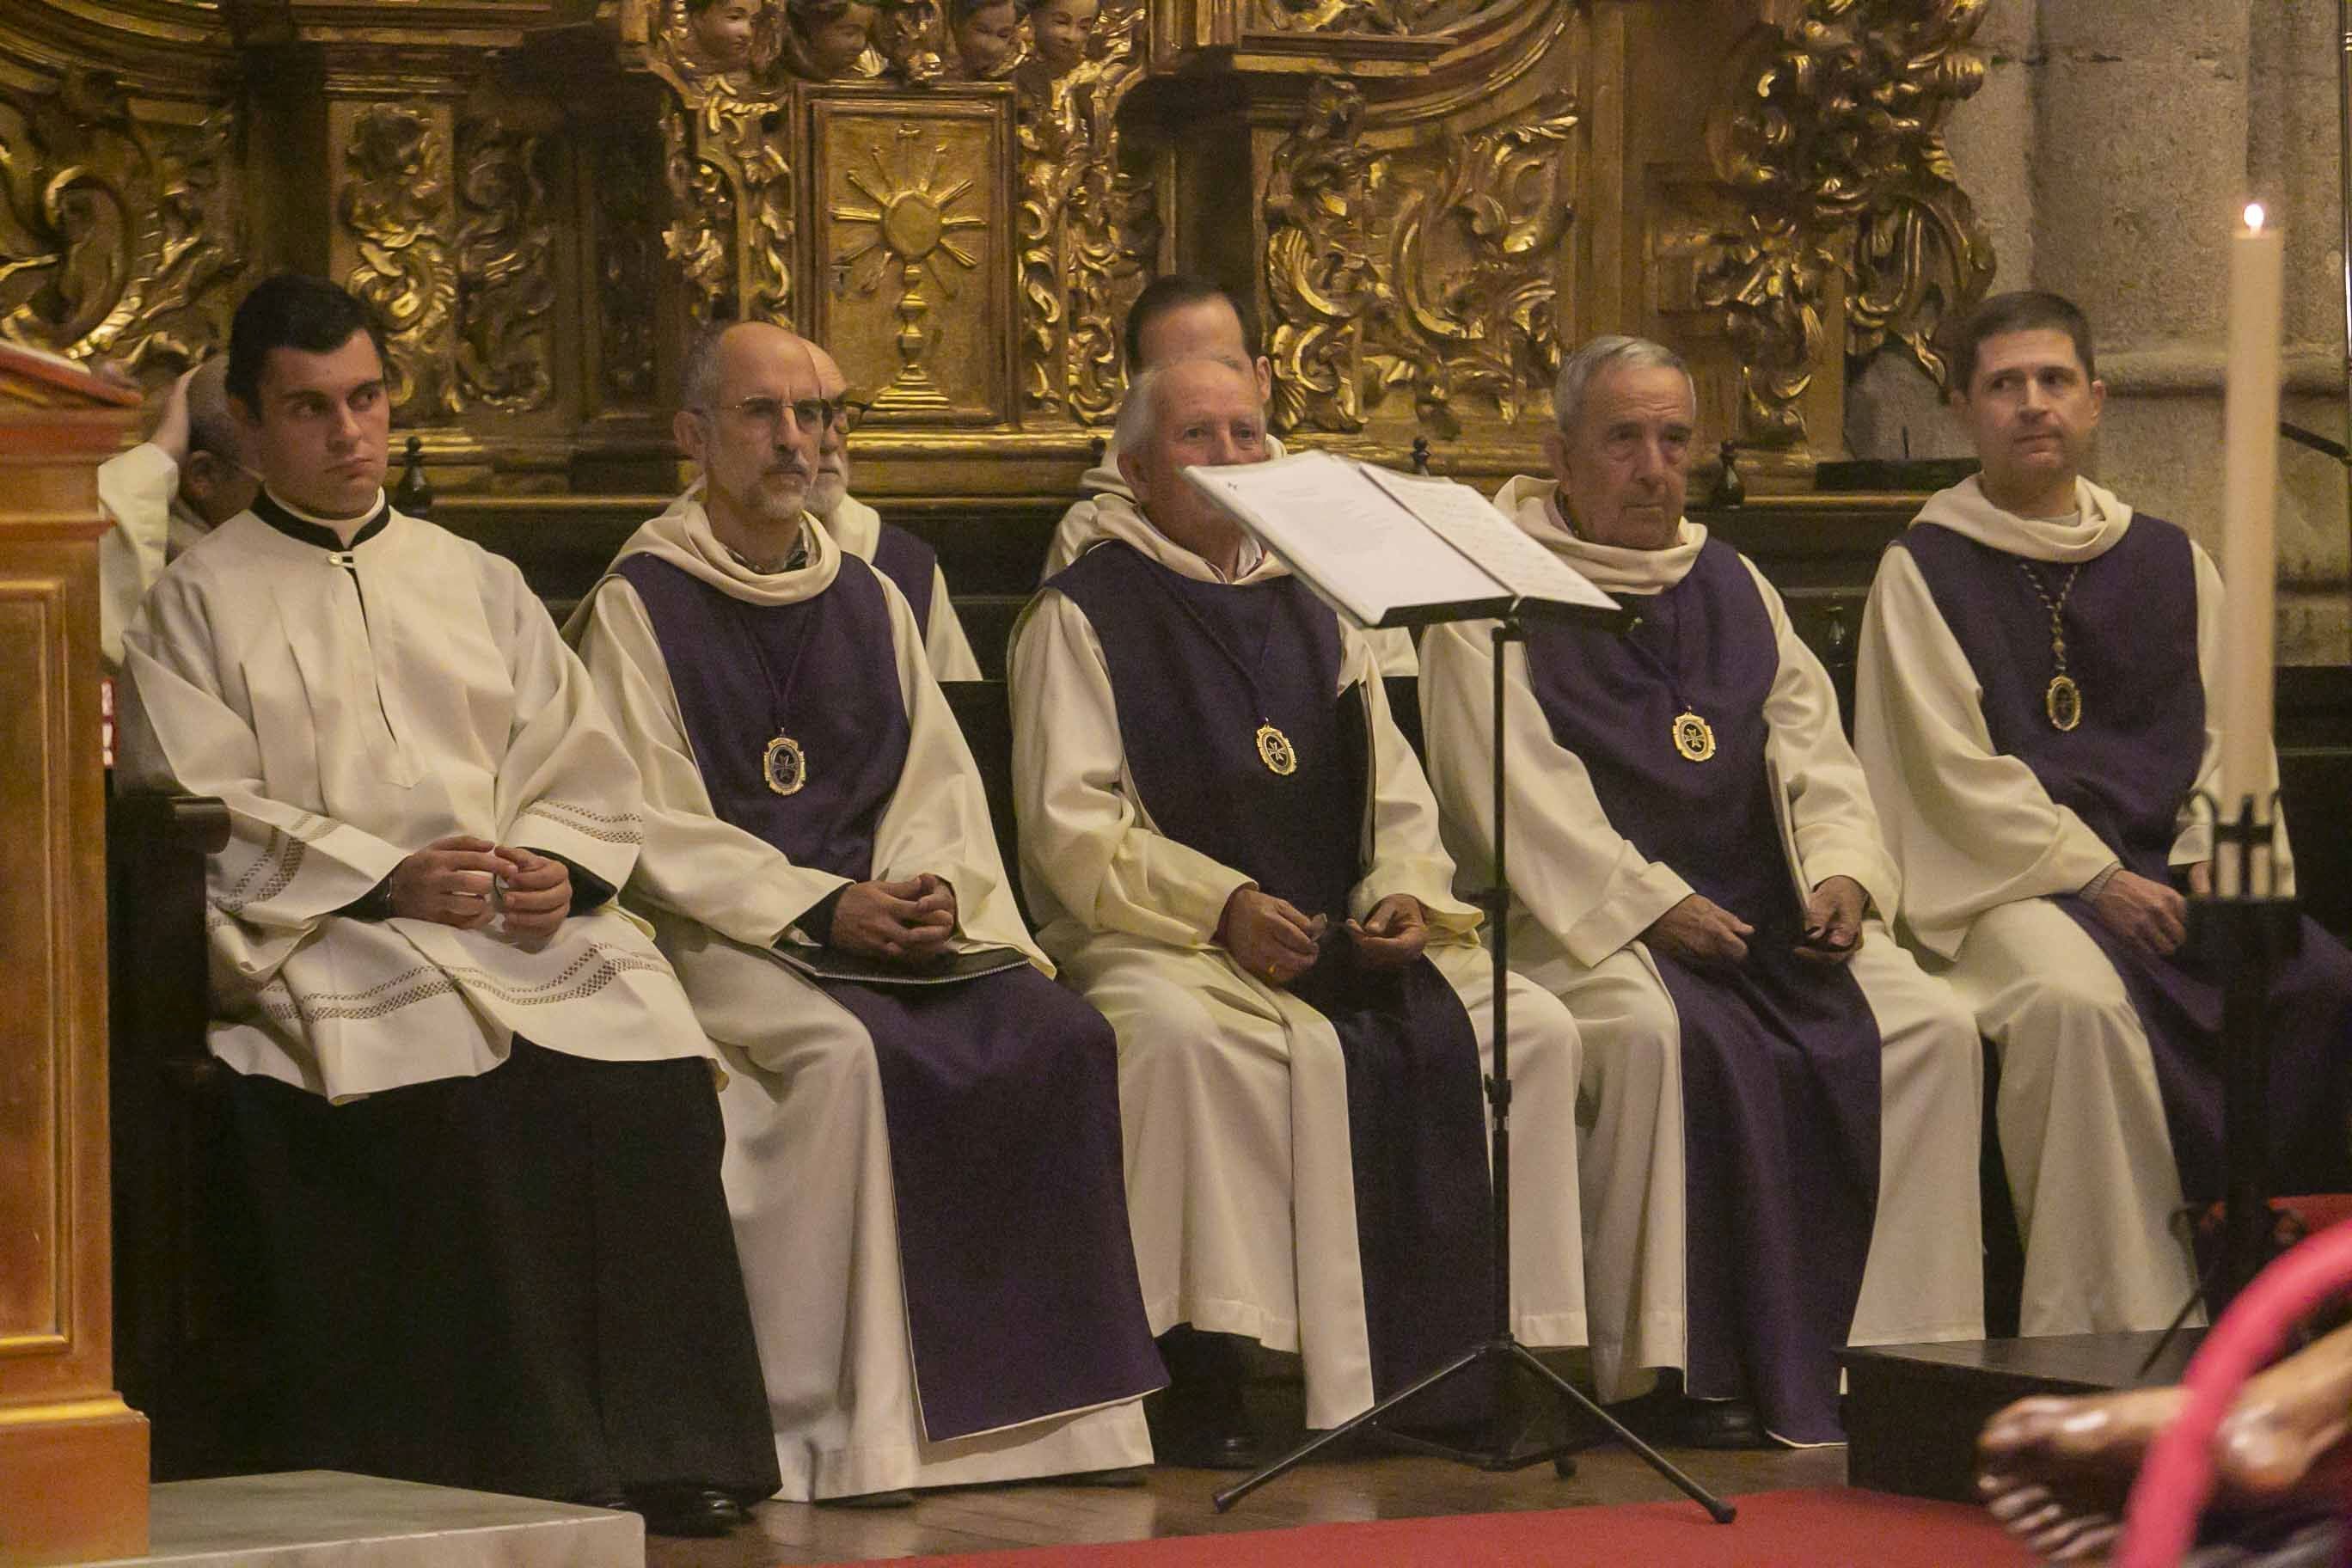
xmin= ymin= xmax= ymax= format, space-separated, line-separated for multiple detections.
xmin=1112 ymin=363 xmax=1166 ymax=454
xmin=1552 ymin=334 xmax=1693 ymax=433
xmin=1112 ymin=354 xmax=1262 ymax=454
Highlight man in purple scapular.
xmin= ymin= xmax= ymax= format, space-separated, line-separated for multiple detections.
xmin=1420 ymin=334 xmax=1985 ymax=1449
xmin=572 ymin=319 xmax=1162 ymax=1503
xmin=1854 ymin=290 xmax=2352 ymax=1338
xmin=1010 ymin=354 xmax=1589 ymax=1466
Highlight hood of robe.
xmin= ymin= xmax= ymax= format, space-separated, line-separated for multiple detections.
xmin=1912 ymin=474 xmax=2135 ymax=563
xmin=1492 ymin=472 xmax=1709 ymax=597
xmin=586 ymin=481 xmax=843 ymax=620
xmin=1080 ymin=432 xmax=1130 ymax=502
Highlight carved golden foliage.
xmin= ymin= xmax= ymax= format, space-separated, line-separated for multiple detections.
xmin=1699 ymin=0 xmax=1993 ymax=447
xmin=1253 ymin=0 xmax=1488 ymax=34
xmin=658 ymin=68 xmax=792 ymax=324
xmin=660 ymin=97 xmax=738 ymax=322
xmin=341 ymin=103 xmax=458 ymax=418
xmin=0 ymin=68 xmax=242 ymax=374
xmin=1262 ymin=77 xmax=1576 ymax=438
xmin=1014 ymin=0 xmax=1155 ymax=425
xmin=452 ymin=115 xmax=558 ymax=414
xmin=872 ymin=0 xmax=949 ymax=85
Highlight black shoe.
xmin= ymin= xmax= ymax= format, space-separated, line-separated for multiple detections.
xmin=1676 ymin=1399 xmax=1765 ymax=1449
xmin=1148 ymin=1327 xmax=1259 ymax=1469
xmin=1149 ymin=1424 xmax=1264 ymax=1470
xmin=630 ymin=1485 xmax=749 ymax=1538
xmin=1605 ymin=1389 xmax=1767 ymax=1451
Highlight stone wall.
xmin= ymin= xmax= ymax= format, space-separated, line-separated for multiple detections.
xmin=1847 ymin=0 xmax=2352 ymax=663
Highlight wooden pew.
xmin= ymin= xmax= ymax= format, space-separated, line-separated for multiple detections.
xmin=105 ymin=793 xmax=274 ymax=1480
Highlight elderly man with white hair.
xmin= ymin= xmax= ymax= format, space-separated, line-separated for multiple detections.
xmin=1009 ymin=352 xmax=1587 ymax=1467
xmin=1038 ymin=273 xmax=1414 ymax=672
xmin=1418 ymin=334 xmax=1984 ymax=1449
xmin=800 ymin=340 xmax=982 ymax=679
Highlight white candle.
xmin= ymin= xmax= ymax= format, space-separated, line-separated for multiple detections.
xmin=2219 ymin=201 xmax=2283 ymax=893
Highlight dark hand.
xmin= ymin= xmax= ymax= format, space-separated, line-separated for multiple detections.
xmin=495 ymin=848 xmax=572 ymax=948
xmin=1641 ymin=893 xmax=1755 ymax=967
xmin=1348 ymin=893 xmax=1429 ymax=970
xmin=1219 ymin=886 xmax=1326 ymax=988
xmin=2091 ymin=869 xmax=2188 ymax=957
xmin=387 ymin=836 xmax=508 ymax=928
xmin=1796 ymin=874 xmax=1867 ymax=966
xmin=832 ymin=873 xmax=958 ymax=962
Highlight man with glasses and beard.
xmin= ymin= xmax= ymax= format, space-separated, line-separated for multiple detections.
xmin=572 ymin=319 xmax=1161 ymax=1504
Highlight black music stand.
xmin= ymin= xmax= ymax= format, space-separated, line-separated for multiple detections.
xmin=1211 ymin=606 xmax=1734 ymax=1522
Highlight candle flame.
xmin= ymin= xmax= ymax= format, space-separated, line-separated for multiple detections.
xmin=2246 ymin=201 xmax=2267 ymax=231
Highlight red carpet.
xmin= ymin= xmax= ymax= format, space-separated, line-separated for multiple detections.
xmin=842 ymin=1486 xmax=2033 ymax=1565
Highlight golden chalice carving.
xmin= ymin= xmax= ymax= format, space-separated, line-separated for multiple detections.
xmin=830 ymin=126 xmax=983 ymax=410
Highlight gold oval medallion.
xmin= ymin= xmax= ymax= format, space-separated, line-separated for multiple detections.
xmin=763 ymin=733 xmax=808 ymax=796
xmin=1672 ymin=711 xmax=1717 ymax=763
xmin=1255 ymin=722 xmax=1298 ymax=776
xmin=2045 ymin=674 xmax=2083 ymax=732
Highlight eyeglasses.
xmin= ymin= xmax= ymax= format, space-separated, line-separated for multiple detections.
xmin=695 ymin=395 xmax=873 ymax=435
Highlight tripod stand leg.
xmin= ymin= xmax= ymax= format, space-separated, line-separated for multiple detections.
xmin=1504 ymin=1344 xmax=1738 ymax=1522
xmin=1210 ymin=1344 xmax=1486 ymax=1513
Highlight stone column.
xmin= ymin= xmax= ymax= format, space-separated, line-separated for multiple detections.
xmin=2264 ymin=0 xmax=2352 ymax=660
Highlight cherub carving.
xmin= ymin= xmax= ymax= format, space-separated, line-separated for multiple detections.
xmin=781 ymin=0 xmax=887 ymax=79
xmin=680 ymin=0 xmax=763 ymax=74
xmin=1017 ymin=0 xmax=1099 ymax=81
xmin=947 ymin=0 xmax=1024 ymax=79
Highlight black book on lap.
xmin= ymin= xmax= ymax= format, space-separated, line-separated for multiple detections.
xmin=767 ymin=944 xmax=1031 ymax=987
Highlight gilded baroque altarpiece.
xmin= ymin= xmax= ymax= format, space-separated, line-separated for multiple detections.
xmin=0 ymin=0 xmax=1994 ymax=504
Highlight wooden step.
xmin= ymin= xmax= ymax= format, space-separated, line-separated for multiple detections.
xmin=1842 ymin=1330 xmax=2206 ymax=1505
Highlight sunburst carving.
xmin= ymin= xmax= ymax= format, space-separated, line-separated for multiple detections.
xmin=829 ymin=125 xmax=985 ymax=409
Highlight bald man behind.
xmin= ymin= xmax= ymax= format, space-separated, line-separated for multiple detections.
xmin=96 ymin=358 xmax=260 ymax=670
xmin=571 ymin=320 xmax=1160 ymax=1503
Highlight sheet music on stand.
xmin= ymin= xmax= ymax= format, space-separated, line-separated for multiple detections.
xmin=1179 ymin=450 xmax=1628 ymax=632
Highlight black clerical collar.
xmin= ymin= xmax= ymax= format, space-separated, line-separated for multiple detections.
xmin=252 ymin=489 xmax=391 ymax=553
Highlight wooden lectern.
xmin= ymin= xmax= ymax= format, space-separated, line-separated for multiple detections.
xmin=0 ymin=344 xmax=150 ymax=1564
